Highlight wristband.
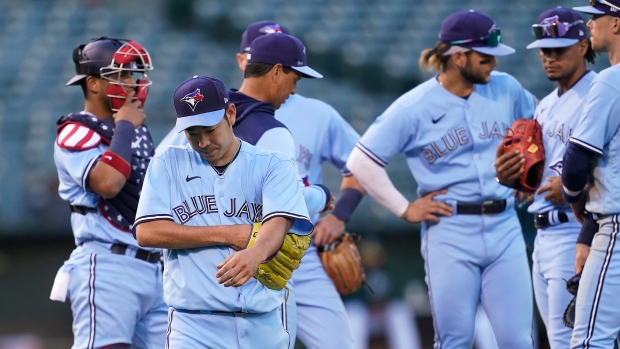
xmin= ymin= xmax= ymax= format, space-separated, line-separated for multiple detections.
xmin=331 ymin=188 xmax=364 ymax=223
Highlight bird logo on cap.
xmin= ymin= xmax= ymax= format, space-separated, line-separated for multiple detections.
xmin=259 ymin=24 xmax=283 ymax=34
xmin=180 ymin=89 xmax=204 ymax=111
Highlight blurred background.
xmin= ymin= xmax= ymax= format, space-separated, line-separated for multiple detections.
xmin=0 ymin=0 xmax=608 ymax=348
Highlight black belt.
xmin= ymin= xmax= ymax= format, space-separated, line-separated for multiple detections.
xmin=456 ymin=200 xmax=507 ymax=215
xmin=534 ymin=211 xmax=569 ymax=229
xmin=111 ymin=243 xmax=161 ymax=263
xmin=70 ymin=205 xmax=98 ymax=215
xmin=174 ymin=308 xmax=248 ymax=315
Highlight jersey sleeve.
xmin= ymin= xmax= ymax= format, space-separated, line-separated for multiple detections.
xmin=324 ymin=108 xmax=360 ymax=171
xmin=155 ymin=129 xmax=188 ymax=155
xmin=570 ymin=80 xmax=620 ymax=155
xmin=55 ymin=145 xmax=103 ymax=192
xmin=134 ymin=156 xmax=174 ymax=226
xmin=261 ymin=157 xmax=313 ymax=235
xmin=356 ymin=103 xmax=414 ymax=167
xmin=511 ymin=76 xmax=537 ymax=121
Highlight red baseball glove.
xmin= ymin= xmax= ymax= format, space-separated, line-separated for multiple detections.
xmin=502 ymin=119 xmax=545 ymax=193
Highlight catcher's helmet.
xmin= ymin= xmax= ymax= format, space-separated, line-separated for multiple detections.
xmin=67 ymin=36 xmax=153 ymax=111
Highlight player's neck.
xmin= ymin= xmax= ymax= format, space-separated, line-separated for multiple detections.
xmin=437 ymin=72 xmax=474 ymax=98
xmin=607 ymin=43 xmax=620 ymax=66
xmin=210 ymin=137 xmax=241 ymax=167
xmin=83 ymin=99 xmax=113 ymax=119
xmin=238 ymin=79 xmax=272 ymax=104
xmin=557 ymin=65 xmax=588 ymax=95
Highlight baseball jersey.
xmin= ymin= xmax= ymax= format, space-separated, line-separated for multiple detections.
xmin=569 ymin=65 xmax=620 ymax=215
xmin=275 ymin=94 xmax=360 ymax=222
xmin=134 ymin=141 xmax=313 ymax=313
xmin=54 ymin=112 xmax=158 ymax=250
xmin=356 ymin=71 xmax=537 ymax=202
xmin=529 ymin=71 xmax=597 ymax=214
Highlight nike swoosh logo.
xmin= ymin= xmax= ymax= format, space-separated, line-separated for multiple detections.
xmin=432 ymin=114 xmax=446 ymax=124
xmin=186 ymin=175 xmax=201 ymax=182
xmin=103 ymin=155 xmax=112 ymax=160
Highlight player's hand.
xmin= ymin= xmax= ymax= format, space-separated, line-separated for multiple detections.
xmin=320 ymin=194 xmax=335 ymax=213
xmin=575 ymin=243 xmax=591 ymax=274
xmin=113 ymin=90 xmax=146 ymax=128
xmin=215 ymin=249 xmax=263 ymax=287
xmin=400 ymin=189 xmax=452 ymax=224
xmin=537 ymin=176 xmax=565 ymax=207
xmin=312 ymin=214 xmax=345 ymax=247
xmin=570 ymin=191 xmax=588 ymax=223
xmin=494 ymin=142 xmax=525 ymax=188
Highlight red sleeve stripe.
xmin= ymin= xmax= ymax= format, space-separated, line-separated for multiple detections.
xmin=100 ymin=151 xmax=131 ymax=179
xmin=57 ymin=123 xmax=102 ymax=150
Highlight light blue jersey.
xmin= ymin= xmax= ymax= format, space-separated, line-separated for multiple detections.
xmin=569 ymin=65 xmax=620 ymax=215
xmin=357 ymin=72 xmax=537 ymax=203
xmin=529 ymin=71 xmax=597 ymax=214
xmin=135 ymin=141 xmax=312 ymax=313
xmin=276 ymin=94 xmax=360 ymax=221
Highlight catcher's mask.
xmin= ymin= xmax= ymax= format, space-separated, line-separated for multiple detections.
xmin=67 ymin=37 xmax=153 ymax=111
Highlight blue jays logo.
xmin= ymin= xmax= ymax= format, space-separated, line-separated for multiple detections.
xmin=259 ymin=24 xmax=283 ymax=34
xmin=180 ymin=89 xmax=204 ymax=111
xmin=550 ymin=160 xmax=563 ymax=175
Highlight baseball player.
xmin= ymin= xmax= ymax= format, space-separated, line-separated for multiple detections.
xmin=562 ymin=1 xmax=620 ymax=347
xmin=495 ymin=7 xmax=597 ymax=348
xmin=346 ymin=10 xmax=537 ymax=348
xmin=134 ymin=75 xmax=313 ymax=349
xmin=49 ymin=37 xmax=167 ymax=348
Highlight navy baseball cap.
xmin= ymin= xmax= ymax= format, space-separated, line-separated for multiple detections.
xmin=247 ymin=34 xmax=323 ymax=79
xmin=174 ymin=75 xmax=229 ymax=132
xmin=439 ymin=10 xmax=515 ymax=56
xmin=239 ymin=20 xmax=290 ymax=53
xmin=527 ymin=8 xmax=587 ymax=49
xmin=575 ymin=0 xmax=620 ymax=18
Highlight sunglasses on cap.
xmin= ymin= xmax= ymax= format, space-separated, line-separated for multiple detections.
xmin=532 ymin=16 xmax=583 ymax=39
xmin=590 ymin=0 xmax=620 ymax=12
xmin=450 ymin=27 xmax=502 ymax=47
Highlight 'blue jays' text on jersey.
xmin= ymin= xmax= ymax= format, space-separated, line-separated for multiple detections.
xmin=569 ymin=65 xmax=620 ymax=215
xmin=529 ymin=71 xmax=597 ymax=214
xmin=54 ymin=112 xmax=158 ymax=250
xmin=356 ymin=72 xmax=537 ymax=202
xmin=134 ymin=141 xmax=313 ymax=313
xmin=275 ymin=94 xmax=360 ymax=221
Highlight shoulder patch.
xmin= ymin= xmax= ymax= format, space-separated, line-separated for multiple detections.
xmin=57 ymin=122 xmax=102 ymax=150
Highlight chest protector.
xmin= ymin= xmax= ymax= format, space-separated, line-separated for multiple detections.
xmin=57 ymin=113 xmax=154 ymax=231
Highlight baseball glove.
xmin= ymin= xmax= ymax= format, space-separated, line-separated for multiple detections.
xmin=247 ymin=222 xmax=310 ymax=291
xmin=502 ymin=119 xmax=545 ymax=193
xmin=318 ymin=233 xmax=366 ymax=296
xmin=563 ymin=272 xmax=581 ymax=328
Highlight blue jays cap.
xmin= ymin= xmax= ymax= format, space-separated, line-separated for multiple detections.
xmin=439 ymin=10 xmax=515 ymax=56
xmin=247 ymin=34 xmax=323 ymax=79
xmin=527 ymin=8 xmax=587 ymax=49
xmin=575 ymin=0 xmax=620 ymax=18
xmin=239 ymin=20 xmax=290 ymax=53
xmin=174 ymin=75 xmax=229 ymax=132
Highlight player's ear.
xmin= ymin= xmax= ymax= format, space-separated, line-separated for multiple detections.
xmin=236 ymin=53 xmax=247 ymax=73
xmin=271 ymin=64 xmax=283 ymax=82
xmin=226 ymin=103 xmax=237 ymax=126
xmin=85 ymin=76 xmax=100 ymax=95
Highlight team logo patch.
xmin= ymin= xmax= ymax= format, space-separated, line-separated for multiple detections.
xmin=180 ymin=89 xmax=204 ymax=111
xmin=259 ymin=24 xmax=283 ymax=34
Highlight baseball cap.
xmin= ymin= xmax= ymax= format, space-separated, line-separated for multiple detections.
xmin=239 ymin=20 xmax=290 ymax=53
xmin=247 ymin=34 xmax=323 ymax=79
xmin=527 ymin=8 xmax=587 ymax=49
xmin=439 ymin=10 xmax=515 ymax=56
xmin=173 ymin=75 xmax=229 ymax=132
xmin=574 ymin=0 xmax=620 ymax=18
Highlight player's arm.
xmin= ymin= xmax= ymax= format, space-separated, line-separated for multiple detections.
xmin=135 ymin=220 xmax=251 ymax=250
xmin=257 ymin=128 xmax=331 ymax=215
xmin=89 ymin=90 xmax=146 ymax=198
xmin=347 ymin=146 xmax=452 ymax=223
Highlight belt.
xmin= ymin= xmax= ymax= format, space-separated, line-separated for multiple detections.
xmin=456 ymin=200 xmax=507 ymax=215
xmin=111 ymin=243 xmax=161 ymax=263
xmin=70 ymin=205 xmax=98 ymax=215
xmin=174 ymin=308 xmax=249 ymax=316
xmin=534 ymin=211 xmax=569 ymax=229
xmin=587 ymin=212 xmax=607 ymax=221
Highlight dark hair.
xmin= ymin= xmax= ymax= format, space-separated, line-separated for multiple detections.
xmin=585 ymin=40 xmax=596 ymax=64
xmin=244 ymin=63 xmax=295 ymax=78
xmin=419 ymin=42 xmax=453 ymax=71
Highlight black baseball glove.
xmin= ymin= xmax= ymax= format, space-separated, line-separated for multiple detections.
xmin=563 ymin=272 xmax=581 ymax=328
